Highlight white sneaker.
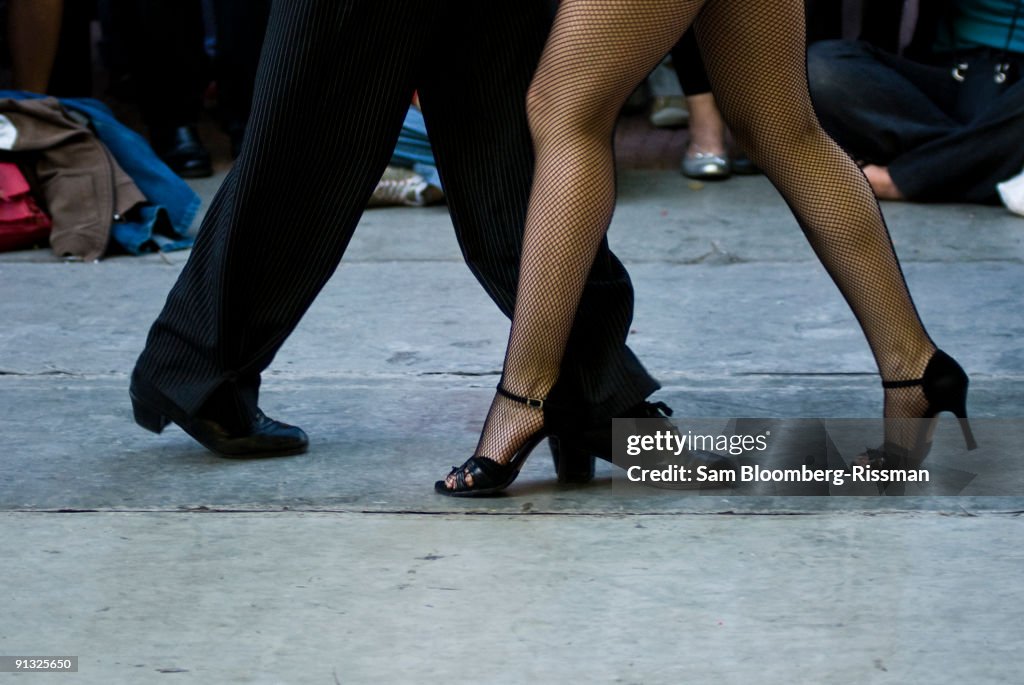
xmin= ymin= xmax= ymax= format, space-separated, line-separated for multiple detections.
xmin=649 ymin=95 xmax=689 ymax=128
xmin=369 ymin=166 xmax=443 ymax=207
xmin=997 ymin=168 xmax=1024 ymax=217
xmin=647 ymin=59 xmax=688 ymax=128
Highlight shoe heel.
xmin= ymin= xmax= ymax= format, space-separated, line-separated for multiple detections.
xmin=131 ymin=393 xmax=169 ymax=434
xmin=954 ymin=411 xmax=978 ymax=451
xmin=551 ymin=435 xmax=596 ymax=485
xmin=917 ymin=349 xmax=978 ymax=451
xmin=945 ymin=394 xmax=978 ymax=451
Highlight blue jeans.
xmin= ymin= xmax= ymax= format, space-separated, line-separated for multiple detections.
xmin=390 ymin=106 xmax=441 ymax=188
xmin=808 ymin=40 xmax=1024 ymax=204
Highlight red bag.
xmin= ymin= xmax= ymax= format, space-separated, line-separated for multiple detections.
xmin=0 ymin=161 xmax=52 ymax=252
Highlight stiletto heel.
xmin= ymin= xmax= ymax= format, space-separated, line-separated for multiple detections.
xmin=881 ymin=349 xmax=977 ymax=451
xmin=958 ymin=416 xmax=978 ymax=451
xmin=947 ymin=396 xmax=977 ymax=451
xmin=864 ymin=349 xmax=977 ymax=478
xmin=435 ymin=385 xmax=573 ymax=497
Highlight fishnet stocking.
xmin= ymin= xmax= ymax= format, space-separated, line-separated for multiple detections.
xmin=448 ymin=0 xmax=936 ymax=489
xmin=693 ymin=0 xmax=936 ymax=450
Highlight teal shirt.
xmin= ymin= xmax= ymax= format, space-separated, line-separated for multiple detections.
xmin=935 ymin=0 xmax=1024 ymax=53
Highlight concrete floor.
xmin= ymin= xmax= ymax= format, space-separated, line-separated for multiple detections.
xmin=5 ymin=512 xmax=1023 ymax=684
xmin=1 ymin=170 xmax=1022 ymax=683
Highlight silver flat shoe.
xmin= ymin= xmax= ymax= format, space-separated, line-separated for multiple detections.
xmin=681 ymin=151 xmax=731 ymax=180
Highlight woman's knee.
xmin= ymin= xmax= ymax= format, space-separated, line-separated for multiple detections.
xmin=730 ymin=111 xmax=827 ymax=169
xmin=525 ymin=77 xmax=612 ymax=146
xmin=526 ymin=78 xmax=568 ymax=142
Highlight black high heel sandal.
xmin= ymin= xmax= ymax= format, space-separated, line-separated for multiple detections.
xmin=861 ymin=349 xmax=977 ymax=476
xmin=435 ymin=386 xmax=570 ymax=497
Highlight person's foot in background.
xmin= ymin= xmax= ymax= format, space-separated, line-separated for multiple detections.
xmin=151 ymin=124 xmax=213 ymax=178
xmin=862 ymin=164 xmax=905 ymax=200
xmin=647 ymin=58 xmax=689 ymax=128
xmin=369 ymin=166 xmax=444 ymax=208
xmin=681 ymin=92 xmax=730 ymax=180
xmin=99 ymin=0 xmax=214 ymax=179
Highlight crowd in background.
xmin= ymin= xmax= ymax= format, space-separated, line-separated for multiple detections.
xmin=1 ymin=0 xmax=1022 ymax=209
xmin=2 ymin=0 xmax=268 ymax=178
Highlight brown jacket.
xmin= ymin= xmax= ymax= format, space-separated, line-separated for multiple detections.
xmin=0 ymin=97 xmax=146 ymax=261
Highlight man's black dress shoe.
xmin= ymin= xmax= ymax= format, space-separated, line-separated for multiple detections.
xmin=151 ymin=125 xmax=213 ymax=178
xmin=551 ymin=400 xmax=737 ymax=483
xmin=129 ymin=379 xmax=308 ymax=458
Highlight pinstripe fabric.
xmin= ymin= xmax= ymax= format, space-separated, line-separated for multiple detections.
xmin=132 ymin=0 xmax=658 ymax=424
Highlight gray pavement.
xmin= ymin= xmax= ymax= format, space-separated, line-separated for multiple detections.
xmin=1 ymin=171 xmax=1022 ymax=683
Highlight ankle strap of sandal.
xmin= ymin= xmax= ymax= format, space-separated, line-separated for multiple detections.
xmin=881 ymin=377 xmax=924 ymax=389
xmin=496 ymin=385 xmax=546 ymax=409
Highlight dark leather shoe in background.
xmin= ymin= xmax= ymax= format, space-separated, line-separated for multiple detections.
xmin=152 ymin=125 xmax=213 ymax=178
xmin=552 ymin=400 xmax=737 ymax=482
xmin=130 ymin=378 xmax=308 ymax=458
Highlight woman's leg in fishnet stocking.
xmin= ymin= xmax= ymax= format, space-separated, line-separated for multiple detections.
xmin=693 ymin=0 xmax=936 ymax=448
xmin=444 ymin=0 xmax=704 ymax=490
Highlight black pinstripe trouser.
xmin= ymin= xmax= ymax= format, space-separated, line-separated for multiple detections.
xmin=131 ymin=0 xmax=659 ymax=425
